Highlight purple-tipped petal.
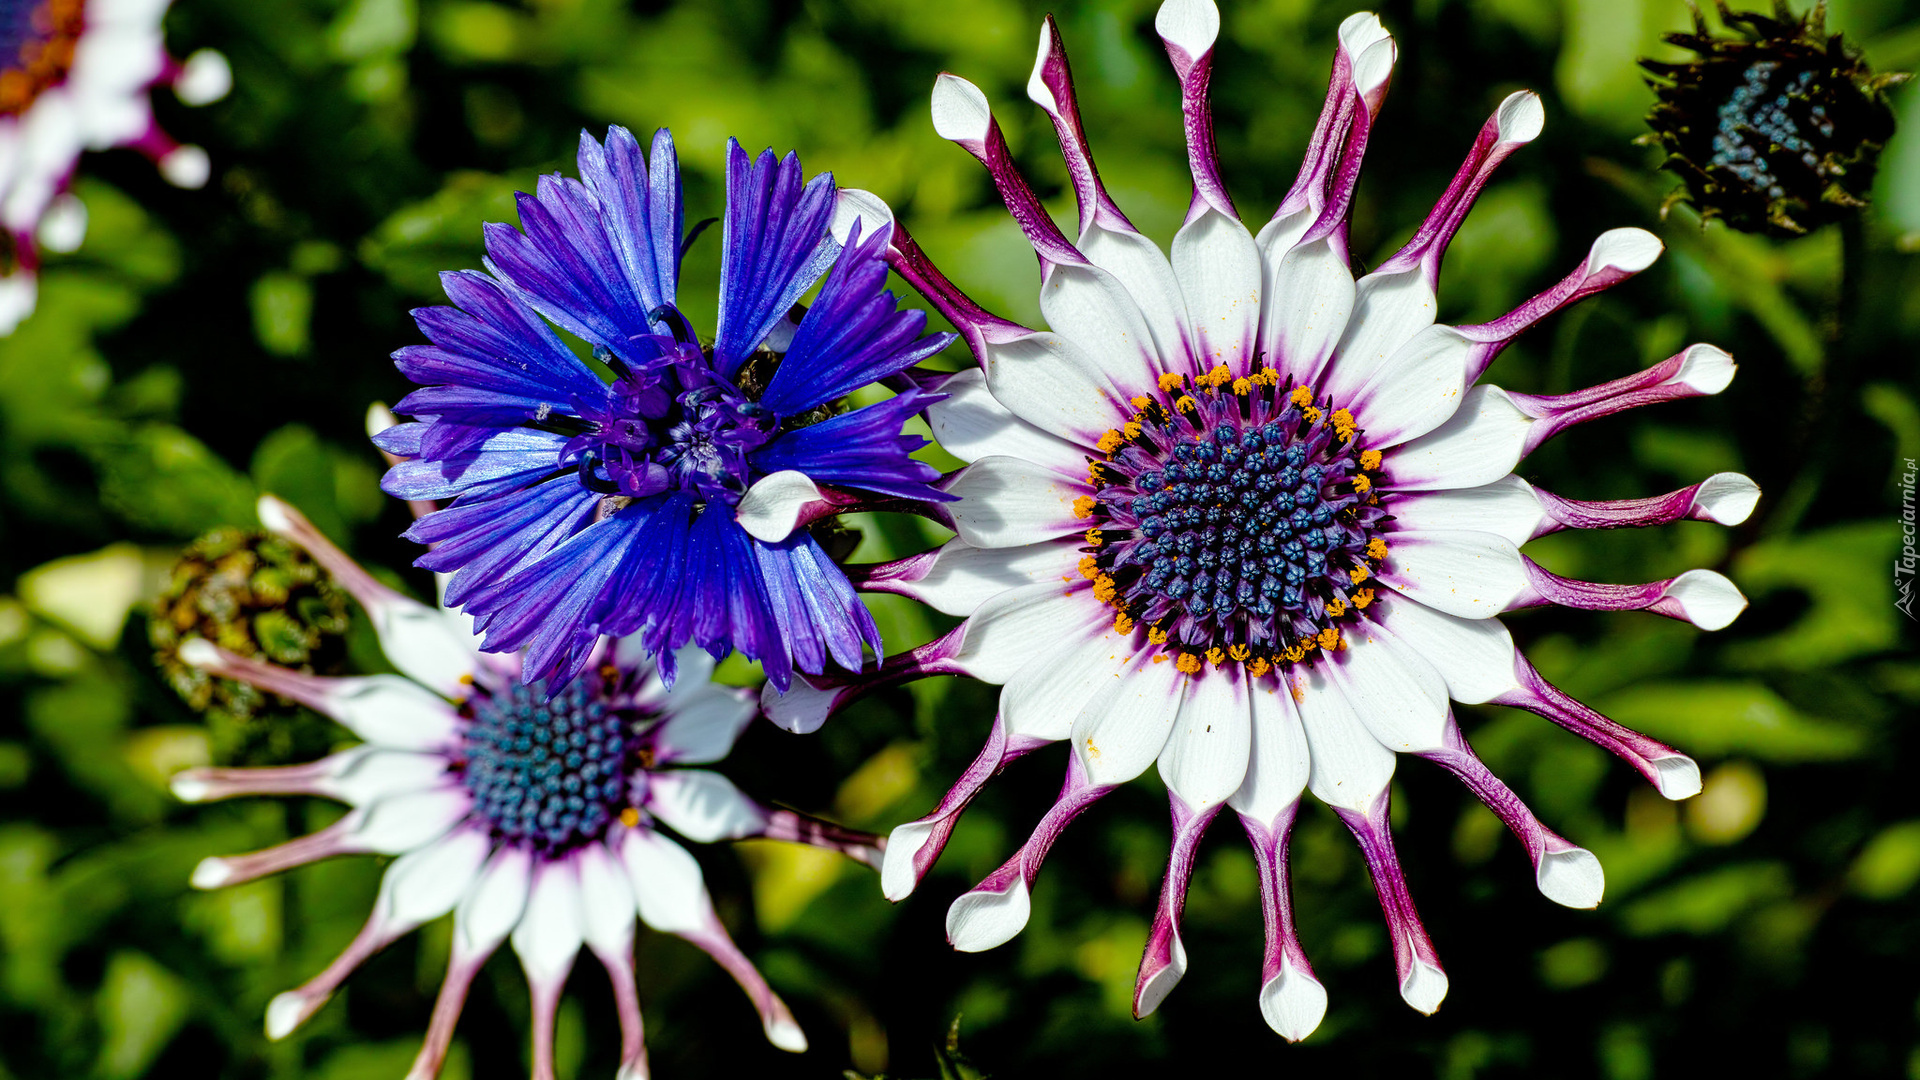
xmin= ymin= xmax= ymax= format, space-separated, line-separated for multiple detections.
xmin=1336 ymin=789 xmax=1448 ymax=1014
xmin=1155 ymin=0 xmax=1235 ymax=222
xmin=1239 ymin=806 xmax=1327 ymax=1041
xmin=947 ymin=756 xmax=1113 ymax=952
xmin=883 ymin=714 xmax=1051 ymax=900
xmin=760 ymin=625 xmax=969 ymax=734
xmin=1513 ymin=561 xmax=1748 ymax=630
xmin=1134 ymin=791 xmax=1224 ymax=1017
xmin=1493 ymin=654 xmax=1703 ymax=799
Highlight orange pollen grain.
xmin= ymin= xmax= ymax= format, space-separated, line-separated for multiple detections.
xmin=1246 ymin=657 xmax=1271 ymax=677
xmin=1228 ymin=643 xmax=1251 ymax=662
xmin=1232 ymin=377 xmax=1252 ymax=395
xmin=1097 ymin=430 xmax=1125 ymax=453
xmin=1175 ymin=653 xmax=1203 ymax=674
xmin=1318 ymin=627 xmax=1342 ymax=651
xmin=1085 ymin=528 xmax=1104 ymax=546
xmin=1366 ymin=537 xmax=1389 ymax=560
xmin=619 ymin=807 xmax=641 ymax=828
xmin=1114 ymin=613 xmax=1135 ymax=634
xmin=1206 ymin=646 xmax=1226 ymax=666
xmin=1352 ymin=474 xmax=1372 ymax=493
xmin=1349 ymin=563 xmax=1371 ymax=584
xmin=1072 ymin=495 xmax=1098 ymax=518
xmin=1325 ymin=597 xmax=1348 ymax=617
xmin=1302 ymin=406 xmax=1322 ymax=423
xmin=1131 ymin=395 xmax=1153 ymax=410
xmin=1092 ymin=574 xmax=1118 ymax=603
xmin=1147 ymin=626 xmax=1170 ymax=644
xmin=1289 ymin=385 xmax=1313 ymax=406
xmin=1123 ymin=420 xmax=1144 ymax=440
xmin=1078 ymin=556 xmax=1100 ymax=579
xmin=1354 ymin=588 xmax=1376 ymax=608
xmin=1359 ymin=449 xmax=1383 ymax=470
xmin=1158 ymin=372 xmax=1185 ymax=392
xmin=1206 ymin=363 xmax=1232 ymax=387
xmin=1174 ymin=396 xmax=1197 ymax=414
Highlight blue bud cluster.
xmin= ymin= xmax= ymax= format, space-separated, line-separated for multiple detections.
xmin=1710 ymin=61 xmax=1832 ymax=200
xmin=461 ymin=677 xmax=636 ymax=852
xmin=1127 ymin=424 xmax=1350 ymax=622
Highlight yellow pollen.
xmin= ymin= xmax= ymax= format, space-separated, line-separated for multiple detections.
xmin=1174 ymin=396 xmax=1197 ymax=414
xmin=1256 ymin=369 xmax=1280 ymax=386
xmin=1085 ymin=528 xmax=1104 ymax=546
xmin=1359 ymin=449 xmax=1382 ymax=470
xmin=1206 ymin=646 xmax=1226 ymax=666
xmin=1302 ymin=406 xmax=1322 ymax=423
xmin=1093 ymin=574 xmax=1118 ymax=603
xmin=1325 ymin=597 xmax=1348 ymax=617
xmin=1072 ymin=495 xmax=1098 ymax=519
xmin=1158 ymin=372 xmax=1185 ymax=392
xmin=619 ymin=807 xmax=641 ymax=828
xmin=1205 ymin=363 xmax=1232 ymax=387
xmin=1231 ymin=377 xmax=1252 ymax=395
xmin=1147 ymin=626 xmax=1170 ymax=645
xmin=1114 ymin=613 xmax=1135 ymax=634
xmin=1176 ymin=652 xmax=1203 ymax=674
xmin=1354 ymin=587 xmax=1375 ymax=609
xmin=1153 ymin=654 xmax=1171 ymax=663
xmin=1331 ymin=408 xmax=1356 ymax=434
xmin=1349 ymin=563 xmax=1372 ymax=584
xmin=459 ymin=673 xmax=476 ymax=685
xmin=1123 ymin=420 xmax=1144 ymax=440
xmin=1352 ymin=474 xmax=1372 ymax=493
xmin=1319 ymin=627 xmax=1343 ymax=651
xmin=1078 ymin=555 xmax=1100 ymax=579
xmin=1228 ymin=643 xmax=1251 ymax=662
xmin=1366 ymin=537 xmax=1389 ymax=560
xmin=1281 ymin=643 xmax=1306 ymax=663
xmin=1290 ymin=385 xmax=1313 ymax=406
xmin=1098 ymin=430 xmax=1126 ymax=453
xmin=1246 ymin=657 xmax=1271 ymax=677
xmin=1132 ymin=395 xmax=1153 ymax=410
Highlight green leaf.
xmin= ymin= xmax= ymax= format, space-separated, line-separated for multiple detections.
xmin=92 ymin=951 xmax=188 ymax=1080
xmin=1594 ymin=680 xmax=1866 ymax=761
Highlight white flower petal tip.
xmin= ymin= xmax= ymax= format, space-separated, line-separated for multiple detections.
xmin=945 ymin=878 xmax=1032 ymax=952
xmin=880 ymin=820 xmax=937 ymax=902
xmin=189 ymin=857 xmax=233 ymax=889
xmin=764 ymin=1016 xmax=808 ymax=1053
xmin=1258 ymin=962 xmax=1329 ymax=1042
xmin=1587 ymin=227 xmax=1664 ymax=274
xmin=1661 ymin=569 xmax=1748 ymax=631
xmin=256 ymin=494 xmax=296 ymax=534
xmin=365 ymin=402 xmax=400 ymax=439
xmin=930 ymin=74 xmax=993 ymax=144
xmin=1132 ymin=942 xmax=1188 ymax=1018
xmin=759 ymin=676 xmax=837 ymax=735
xmin=1673 ymin=344 xmax=1736 ymax=395
xmin=177 ymin=637 xmax=222 ymax=669
xmin=1154 ymin=0 xmax=1220 ymax=56
xmin=735 ymin=470 xmax=823 ymax=543
xmin=1337 ymin=11 xmax=1390 ymax=54
xmin=1494 ymin=91 xmax=1546 ymax=144
xmin=1651 ymin=754 xmax=1704 ymax=800
xmin=37 ymin=195 xmax=87 ymax=254
xmin=1399 ymin=959 xmax=1449 ymax=1015
xmin=169 ymin=771 xmax=211 ymax=803
xmin=1693 ymin=473 xmax=1761 ymax=525
xmin=831 ymin=188 xmax=895 ymax=246
xmin=264 ymin=989 xmax=327 ymax=1040
xmin=1537 ymin=848 xmax=1606 ymax=909
xmin=160 ymin=145 xmax=212 ymax=189
xmin=176 ymin=49 xmax=234 ymax=106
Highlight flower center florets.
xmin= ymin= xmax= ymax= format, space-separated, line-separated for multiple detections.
xmin=1711 ymin=60 xmax=1832 ymax=199
xmin=1075 ymin=363 xmax=1388 ymax=675
xmin=0 ymin=0 xmax=84 ymax=116
xmin=458 ymin=665 xmax=652 ymax=853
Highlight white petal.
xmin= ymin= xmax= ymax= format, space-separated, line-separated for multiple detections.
xmin=946 ymin=455 xmax=1088 ymax=549
xmin=619 ymin=829 xmax=711 ymax=936
xmin=454 ymin=846 xmax=533 ymax=955
xmin=1170 ymin=208 xmax=1263 ymax=373
xmin=1001 ymin=613 xmax=1137 ymax=743
xmin=510 ymin=860 xmax=584 ymax=986
xmin=1156 ymin=671 xmax=1252 ymax=811
xmin=984 ymin=326 xmax=1134 ymax=445
xmin=1070 ymin=653 xmax=1184 ymax=787
xmin=355 ymin=786 xmax=472 ymax=854
xmin=1324 ymin=272 xmax=1439 ymax=404
xmin=1262 ymin=237 xmax=1354 ymax=382
xmin=1373 ymin=593 xmax=1519 ymax=705
xmin=947 ymin=875 xmax=1031 ymax=953
xmin=735 ymin=470 xmax=821 ymax=543
xmin=1673 ymin=343 xmax=1735 ymax=394
xmin=325 ymin=748 xmax=455 ymax=805
xmin=1154 ymin=0 xmax=1220 ymax=55
xmin=324 ymin=676 xmax=462 ymax=751
xmin=1538 ymin=848 xmax=1606 ymax=909
xmin=1227 ymin=681 xmax=1310 ymax=823
xmin=1075 ymin=225 xmax=1193 ymax=372
xmin=831 ymin=187 xmax=894 ymax=246
xmin=1402 ymin=959 xmax=1450 ymax=1014
xmin=1343 ymin=323 xmax=1470 ymax=447
xmin=1259 ymin=958 xmax=1329 ymax=1042
xmin=1381 ymin=385 xmax=1531 ymax=491
xmin=1324 ymin=625 xmax=1450 ymax=753
xmin=931 ymin=73 xmax=993 ymax=144
xmin=646 ymin=769 xmax=768 ymax=843
xmin=378 ymin=827 xmax=492 ymax=926
xmin=1375 ymin=530 xmax=1530 ymax=619
xmin=1658 ymin=569 xmax=1747 ymax=631
xmin=874 ymin=537 xmax=1083 ymax=618
xmin=1382 ymin=476 xmax=1546 ymax=548
xmin=953 ymin=583 xmax=1097 ymax=684
xmin=575 ymin=841 xmax=638 ymax=954
xmin=1038 ymin=263 xmax=1165 ymax=404
xmin=927 ymin=367 xmax=1090 ymax=472
xmin=36 ymin=193 xmax=86 ymax=253
xmin=175 ymin=49 xmax=233 ymax=105
xmin=160 ymin=145 xmax=211 ymax=189
xmin=1291 ymin=668 xmax=1395 ymax=812
xmin=1693 ymin=473 xmax=1761 ymax=525
xmin=650 ymin=685 xmax=756 ymax=765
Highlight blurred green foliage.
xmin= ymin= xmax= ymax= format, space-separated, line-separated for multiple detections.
xmin=0 ymin=0 xmax=1917 ymax=1077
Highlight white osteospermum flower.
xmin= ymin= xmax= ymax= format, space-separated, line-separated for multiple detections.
xmin=0 ymin=0 xmax=228 ymax=332
xmin=175 ymin=496 xmax=878 ymax=1079
xmin=759 ymin=1 xmax=1759 ymax=1041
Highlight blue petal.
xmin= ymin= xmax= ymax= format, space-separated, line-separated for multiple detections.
xmin=751 ymin=387 xmax=953 ymax=502
xmin=379 ymin=427 xmax=569 ymax=501
xmin=754 ymin=532 xmax=879 ymax=687
xmin=407 ymin=479 xmax=603 ymax=608
xmin=403 ymin=270 xmax=610 ymax=410
xmin=710 ymin=141 xmax=837 ymax=378
xmin=576 ymin=127 xmax=681 ymax=317
xmin=758 ymin=223 xmax=957 ymax=416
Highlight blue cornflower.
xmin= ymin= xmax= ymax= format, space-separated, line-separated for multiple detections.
xmin=373 ymin=127 xmax=955 ymax=691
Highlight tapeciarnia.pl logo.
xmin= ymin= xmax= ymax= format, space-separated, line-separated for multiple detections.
xmin=1899 ymin=457 xmax=1917 ymax=621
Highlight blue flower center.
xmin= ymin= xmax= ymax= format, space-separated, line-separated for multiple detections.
xmin=459 ymin=672 xmax=646 ymax=852
xmin=1079 ymin=367 xmax=1388 ymax=674
xmin=1710 ymin=61 xmax=1833 ymax=199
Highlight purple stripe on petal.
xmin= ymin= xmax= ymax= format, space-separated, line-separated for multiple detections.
xmin=1237 ymin=804 xmax=1327 ymax=1041
xmin=1512 ymin=560 xmax=1747 ymax=631
xmin=1154 ymin=0 xmax=1236 ymax=222
xmin=409 ymin=481 xmax=601 ymax=609
xmin=930 ymin=73 xmax=1087 ymax=271
xmin=576 ymin=125 xmax=680 ymax=316
xmin=1532 ymin=472 xmax=1759 ymax=534
xmin=1450 ymin=229 xmax=1665 ymax=383
xmin=1493 ymin=654 xmax=1702 ymax=799
xmin=1134 ymin=790 xmax=1223 ymax=1018
xmin=882 ymin=713 xmax=1052 ymax=901
xmin=1508 ymin=344 xmax=1735 ymax=457
xmin=1334 ymin=788 xmax=1448 ymax=1015
xmin=1369 ymin=92 xmax=1543 ymax=284
xmin=1027 ymin=14 xmax=1136 ymax=236
xmin=946 ymin=754 xmax=1113 ymax=953
xmin=754 ymin=530 xmax=878 ymax=688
